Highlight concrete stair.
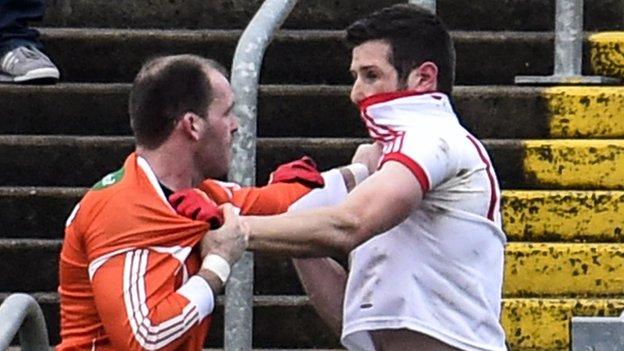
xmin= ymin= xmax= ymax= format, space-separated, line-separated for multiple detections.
xmin=2 ymin=293 xmax=624 ymax=350
xmin=40 ymin=0 xmax=624 ymax=31
xmin=39 ymin=28 xmax=560 ymax=85
xmin=2 ymin=187 xmax=622 ymax=241
xmin=2 ymin=1 xmax=624 ymax=350
xmin=3 ymin=85 xmax=624 ymax=138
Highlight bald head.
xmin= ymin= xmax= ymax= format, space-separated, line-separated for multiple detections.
xmin=129 ymin=54 xmax=229 ymax=149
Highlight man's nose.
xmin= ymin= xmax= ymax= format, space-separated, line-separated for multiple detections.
xmin=230 ymin=116 xmax=238 ymax=134
xmin=350 ymin=80 xmax=364 ymax=105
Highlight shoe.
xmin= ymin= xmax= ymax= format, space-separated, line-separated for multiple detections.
xmin=0 ymin=46 xmax=60 ymax=83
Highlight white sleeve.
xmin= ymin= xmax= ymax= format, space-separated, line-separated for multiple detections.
xmin=177 ymin=275 xmax=215 ymax=320
xmin=288 ymin=169 xmax=349 ymax=212
xmin=380 ymin=132 xmax=458 ymax=192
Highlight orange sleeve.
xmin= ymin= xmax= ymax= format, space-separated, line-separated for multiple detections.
xmin=91 ymin=250 xmax=210 ymax=351
xmin=199 ymin=180 xmax=314 ymax=215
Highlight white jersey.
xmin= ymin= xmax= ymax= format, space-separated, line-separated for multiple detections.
xmin=341 ymin=92 xmax=507 ymax=351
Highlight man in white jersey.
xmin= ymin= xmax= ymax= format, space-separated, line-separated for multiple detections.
xmin=184 ymin=4 xmax=507 ymax=350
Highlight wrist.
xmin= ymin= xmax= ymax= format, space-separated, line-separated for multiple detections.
xmin=346 ymin=163 xmax=370 ymax=184
xmin=201 ymin=254 xmax=231 ymax=284
xmin=197 ymin=269 xmax=224 ymax=295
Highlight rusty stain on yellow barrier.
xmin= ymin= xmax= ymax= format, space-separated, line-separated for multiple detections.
xmin=590 ymin=32 xmax=624 ymax=80
xmin=502 ymin=298 xmax=624 ymax=351
xmin=543 ymin=87 xmax=624 ymax=138
xmin=522 ymin=140 xmax=624 ymax=189
xmin=502 ymin=191 xmax=624 ymax=242
xmin=504 ymin=243 xmax=624 ymax=297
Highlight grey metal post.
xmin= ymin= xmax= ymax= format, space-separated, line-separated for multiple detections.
xmin=515 ymin=0 xmax=619 ymax=85
xmin=408 ymin=0 xmax=436 ymax=13
xmin=553 ymin=0 xmax=582 ymax=76
xmin=571 ymin=315 xmax=624 ymax=350
xmin=0 ymin=294 xmax=48 ymax=351
xmin=227 ymin=0 xmax=298 ymax=350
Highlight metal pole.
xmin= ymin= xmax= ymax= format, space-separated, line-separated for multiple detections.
xmin=227 ymin=0 xmax=298 ymax=350
xmin=571 ymin=316 xmax=624 ymax=350
xmin=0 ymin=294 xmax=49 ymax=351
xmin=515 ymin=0 xmax=619 ymax=85
xmin=408 ymin=0 xmax=436 ymax=13
xmin=553 ymin=0 xmax=583 ymax=76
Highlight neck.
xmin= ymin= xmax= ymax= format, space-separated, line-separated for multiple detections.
xmin=136 ymin=144 xmax=202 ymax=191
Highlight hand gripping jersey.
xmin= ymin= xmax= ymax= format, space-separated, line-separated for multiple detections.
xmin=58 ymin=153 xmax=317 ymax=351
xmin=341 ymin=92 xmax=507 ymax=351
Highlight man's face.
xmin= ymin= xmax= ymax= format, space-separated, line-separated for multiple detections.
xmin=196 ymin=70 xmax=238 ymax=179
xmin=349 ymin=40 xmax=400 ymax=105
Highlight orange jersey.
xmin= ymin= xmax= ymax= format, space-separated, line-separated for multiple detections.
xmin=58 ymin=153 xmax=314 ymax=351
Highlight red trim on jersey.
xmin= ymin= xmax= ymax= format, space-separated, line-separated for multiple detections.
xmin=381 ymin=152 xmax=430 ymax=193
xmin=359 ymin=110 xmax=397 ymax=141
xmin=358 ymin=90 xmax=443 ymax=111
xmin=466 ymin=135 xmax=497 ymax=221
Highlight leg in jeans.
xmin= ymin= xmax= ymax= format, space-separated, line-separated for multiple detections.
xmin=0 ymin=0 xmax=45 ymax=56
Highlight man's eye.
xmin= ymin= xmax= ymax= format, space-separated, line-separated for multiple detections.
xmin=365 ymin=72 xmax=378 ymax=80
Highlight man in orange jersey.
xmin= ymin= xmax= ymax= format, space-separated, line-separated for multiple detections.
xmin=57 ymin=54 xmax=371 ymax=351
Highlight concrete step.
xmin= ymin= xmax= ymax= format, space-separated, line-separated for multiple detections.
xmin=0 ymin=136 xmax=622 ymax=190
xmin=590 ymin=32 xmax=624 ymax=80
xmin=41 ymin=0 xmax=624 ymax=31
xmin=4 ymin=240 xmax=624 ymax=298
xmin=38 ymin=28 xmax=557 ymax=85
xmin=3 ymin=85 xmax=624 ymax=139
xmin=2 ymin=187 xmax=622 ymax=242
xmin=3 ymin=293 xmax=623 ymax=350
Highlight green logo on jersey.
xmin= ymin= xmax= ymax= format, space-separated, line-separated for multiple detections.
xmin=92 ymin=168 xmax=125 ymax=190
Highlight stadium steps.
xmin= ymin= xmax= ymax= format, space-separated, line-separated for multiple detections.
xmin=1 ymin=187 xmax=622 ymax=242
xmin=4 ymin=240 xmax=624 ymax=297
xmin=40 ymin=0 xmax=624 ymax=31
xmin=2 ymin=0 xmax=624 ymax=350
xmin=2 ymin=293 xmax=624 ymax=351
xmin=2 ymin=84 xmax=624 ymax=138
xmin=0 ymin=136 xmax=622 ymax=190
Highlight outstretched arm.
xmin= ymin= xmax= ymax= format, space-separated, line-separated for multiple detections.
xmin=238 ymin=161 xmax=424 ymax=257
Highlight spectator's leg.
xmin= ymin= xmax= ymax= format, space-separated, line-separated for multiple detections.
xmin=0 ymin=0 xmax=44 ymax=56
xmin=0 ymin=0 xmax=59 ymax=83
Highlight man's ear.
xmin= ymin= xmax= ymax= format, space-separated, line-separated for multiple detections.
xmin=407 ymin=61 xmax=438 ymax=93
xmin=180 ymin=112 xmax=203 ymax=141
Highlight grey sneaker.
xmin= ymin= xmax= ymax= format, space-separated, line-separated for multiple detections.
xmin=0 ymin=46 xmax=60 ymax=83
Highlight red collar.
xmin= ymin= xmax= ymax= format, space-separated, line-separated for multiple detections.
xmin=358 ymin=90 xmax=444 ymax=111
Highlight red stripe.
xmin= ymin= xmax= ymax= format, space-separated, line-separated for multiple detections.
xmin=360 ymin=109 xmax=397 ymax=141
xmin=466 ymin=135 xmax=497 ymax=221
xmin=381 ymin=152 xmax=430 ymax=192
xmin=397 ymin=132 xmax=406 ymax=153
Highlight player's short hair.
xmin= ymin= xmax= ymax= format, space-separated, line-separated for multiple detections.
xmin=346 ymin=4 xmax=456 ymax=95
xmin=129 ymin=54 xmax=228 ymax=149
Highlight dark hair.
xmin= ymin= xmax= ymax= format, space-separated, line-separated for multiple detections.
xmin=346 ymin=4 xmax=456 ymax=95
xmin=129 ymin=54 xmax=228 ymax=149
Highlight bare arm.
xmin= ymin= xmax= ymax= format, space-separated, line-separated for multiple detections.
xmin=236 ymin=161 xmax=423 ymax=257
xmin=292 ymin=258 xmax=347 ymax=336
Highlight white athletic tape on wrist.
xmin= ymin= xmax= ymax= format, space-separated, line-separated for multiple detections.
xmin=201 ymin=254 xmax=231 ymax=284
xmin=346 ymin=163 xmax=370 ymax=185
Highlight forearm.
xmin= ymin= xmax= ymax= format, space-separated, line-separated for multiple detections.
xmin=242 ymin=165 xmax=367 ymax=257
xmin=243 ymin=204 xmax=360 ymax=257
xmin=93 ymin=252 xmax=216 ymax=351
xmin=292 ymin=257 xmax=347 ymax=336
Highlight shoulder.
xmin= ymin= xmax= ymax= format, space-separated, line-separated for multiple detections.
xmin=198 ymin=179 xmax=242 ymax=204
xmin=67 ymin=167 xmax=137 ymax=231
